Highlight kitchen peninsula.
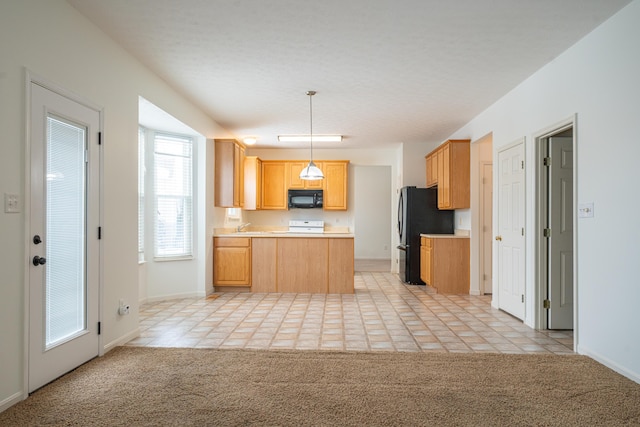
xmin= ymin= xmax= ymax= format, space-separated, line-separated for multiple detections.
xmin=213 ymin=229 xmax=354 ymax=294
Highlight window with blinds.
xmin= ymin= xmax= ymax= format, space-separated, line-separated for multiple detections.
xmin=153 ymin=133 xmax=193 ymax=259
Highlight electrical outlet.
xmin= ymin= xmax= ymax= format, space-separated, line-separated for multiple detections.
xmin=118 ymin=299 xmax=130 ymax=315
xmin=4 ymin=193 xmax=20 ymax=213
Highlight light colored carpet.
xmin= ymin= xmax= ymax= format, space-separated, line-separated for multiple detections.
xmin=1 ymin=346 xmax=639 ymax=426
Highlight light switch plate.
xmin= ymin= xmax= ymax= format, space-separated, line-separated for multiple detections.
xmin=578 ymin=202 xmax=594 ymax=218
xmin=4 ymin=193 xmax=20 ymax=213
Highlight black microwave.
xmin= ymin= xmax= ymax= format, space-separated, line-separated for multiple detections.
xmin=288 ymin=189 xmax=323 ymax=209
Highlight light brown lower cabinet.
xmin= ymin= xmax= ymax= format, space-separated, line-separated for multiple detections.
xmin=420 ymin=236 xmax=469 ymax=294
xmin=213 ymin=237 xmax=251 ymax=286
xmin=214 ymin=236 xmax=354 ymax=294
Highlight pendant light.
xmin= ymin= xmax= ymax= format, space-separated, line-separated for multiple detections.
xmin=299 ymin=90 xmax=324 ymax=180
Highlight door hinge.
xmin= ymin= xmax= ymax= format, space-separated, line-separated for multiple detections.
xmin=98 ymin=226 xmax=102 ymax=240
xmin=543 ymin=156 xmax=551 ymax=167
xmin=521 ymin=160 xmax=525 ymax=169
xmin=98 ymin=131 xmax=102 ymax=145
xmin=543 ymin=299 xmax=551 ymax=309
xmin=521 ymin=228 xmax=524 ymax=236
xmin=98 ymin=321 xmax=102 ymax=335
xmin=543 ymin=228 xmax=551 ymax=238
xmin=521 ymin=294 xmax=525 ymax=303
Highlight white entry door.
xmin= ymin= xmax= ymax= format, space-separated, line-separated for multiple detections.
xmin=547 ymin=136 xmax=574 ymax=329
xmin=29 ymin=82 xmax=101 ymax=392
xmin=496 ymin=141 xmax=525 ymax=319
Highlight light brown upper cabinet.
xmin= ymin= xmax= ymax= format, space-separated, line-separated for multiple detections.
xmin=426 ymin=139 xmax=470 ymax=210
xmin=243 ymin=156 xmax=262 ymax=210
xmin=286 ymin=161 xmax=324 ymax=189
xmin=244 ymin=160 xmax=349 ymax=211
xmin=214 ymin=139 xmax=245 ymax=208
xmin=426 ymin=151 xmax=438 ymax=187
xmin=261 ymin=161 xmax=288 ymax=210
xmin=322 ymin=161 xmax=349 ymax=210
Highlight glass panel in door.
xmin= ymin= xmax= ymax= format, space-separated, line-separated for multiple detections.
xmin=45 ymin=115 xmax=87 ymax=348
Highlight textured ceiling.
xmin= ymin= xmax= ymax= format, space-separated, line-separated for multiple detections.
xmin=68 ymin=0 xmax=631 ymax=149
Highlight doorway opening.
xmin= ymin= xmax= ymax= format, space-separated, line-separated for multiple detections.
xmin=534 ymin=116 xmax=576 ymax=334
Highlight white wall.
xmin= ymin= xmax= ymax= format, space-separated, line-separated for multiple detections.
xmin=448 ymin=1 xmax=640 ymax=382
xmin=402 ymin=141 xmax=439 ymax=187
xmin=353 ymin=165 xmax=392 ymax=260
xmin=0 ymin=0 xmax=227 ymax=410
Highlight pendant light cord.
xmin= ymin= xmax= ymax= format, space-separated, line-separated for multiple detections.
xmin=308 ymin=90 xmax=314 ymax=163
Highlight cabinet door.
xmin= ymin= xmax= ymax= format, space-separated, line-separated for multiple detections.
xmin=288 ymin=161 xmax=323 ymax=189
xmin=304 ymin=161 xmax=324 ymax=189
xmin=286 ymin=161 xmax=306 ymax=189
xmin=426 ymin=152 xmax=438 ymax=188
xmin=420 ymin=245 xmax=427 ymax=283
xmin=424 ymin=244 xmax=433 ymax=286
xmin=214 ymin=246 xmax=251 ymax=286
xmin=233 ymin=144 xmax=245 ymax=208
xmin=323 ymin=161 xmax=348 ymax=210
xmin=440 ymin=144 xmax=451 ymax=209
xmin=449 ymin=140 xmax=471 ymax=209
xmin=243 ymin=156 xmax=261 ymax=210
xmin=420 ymin=238 xmax=433 ymax=286
xmin=214 ymin=140 xmax=236 ymax=208
xmin=261 ymin=161 xmax=287 ymax=210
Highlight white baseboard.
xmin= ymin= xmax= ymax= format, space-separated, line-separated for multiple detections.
xmin=0 ymin=391 xmax=24 ymax=414
xmin=103 ymin=328 xmax=141 ymax=353
xmin=578 ymin=344 xmax=640 ymax=385
xmin=139 ymin=291 xmax=207 ymax=305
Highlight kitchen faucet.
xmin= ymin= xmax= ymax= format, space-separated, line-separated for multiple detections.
xmin=236 ymin=222 xmax=251 ymax=232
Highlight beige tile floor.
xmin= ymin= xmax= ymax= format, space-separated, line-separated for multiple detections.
xmin=126 ymin=271 xmax=574 ymax=354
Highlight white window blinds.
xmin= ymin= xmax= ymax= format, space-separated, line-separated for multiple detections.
xmin=46 ymin=115 xmax=87 ymax=346
xmin=153 ymin=133 xmax=193 ymax=258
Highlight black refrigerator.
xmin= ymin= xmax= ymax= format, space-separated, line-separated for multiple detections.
xmin=397 ymin=186 xmax=454 ymax=284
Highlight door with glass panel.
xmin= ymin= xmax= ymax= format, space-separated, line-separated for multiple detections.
xmin=29 ymin=82 xmax=101 ymax=392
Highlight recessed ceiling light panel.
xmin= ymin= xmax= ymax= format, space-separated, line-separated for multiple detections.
xmin=277 ymin=135 xmax=342 ymax=143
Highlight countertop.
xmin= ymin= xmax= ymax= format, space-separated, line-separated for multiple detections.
xmin=215 ymin=227 xmax=353 ymax=238
xmin=420 ymin=233 xmax=470 ymax=239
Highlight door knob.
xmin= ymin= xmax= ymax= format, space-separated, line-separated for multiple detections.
xmin=495 ymin=236 xmax=502 ymax=241
xmin=32 ymin=255 xmax=46 ymax=266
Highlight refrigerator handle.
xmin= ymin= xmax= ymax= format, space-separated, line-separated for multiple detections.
xmin=397 ymin=190 xmax=403 ymax=240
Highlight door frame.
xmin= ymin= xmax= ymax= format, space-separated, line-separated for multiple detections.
xmin=479 ymin=161 xmax=493 ymax=295
xmin=533 ymin=114 xmax=577 ymax=345
xmin=23 ymin=70 xmax=104 ymax=398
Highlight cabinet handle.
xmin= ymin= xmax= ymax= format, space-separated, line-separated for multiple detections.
xmin=495 ymin=236 xmax=502 ymax=241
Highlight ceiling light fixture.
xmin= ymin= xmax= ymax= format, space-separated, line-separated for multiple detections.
xmin=278 ymin=135 xmax=342 ymax=143
xmin=299 ymin=90 xmax=324 ymax=180
xmin=243 ymin=137 xmax=257 ymax=145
